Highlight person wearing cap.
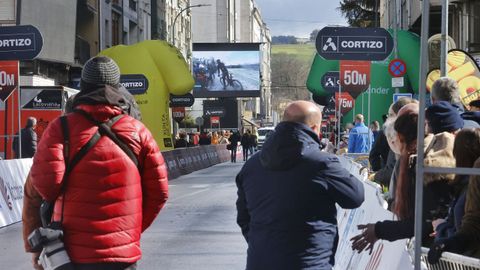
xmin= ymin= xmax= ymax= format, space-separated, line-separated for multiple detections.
xmin=430 ymin=77 xmax=480 ymax=129
xmin=461 ymin=100 xmax=480 ymax=126
xmin=469 ymin=99 xmax=480 ymax=112
xmin=12 ymin=117 xmax=38 ymax=158
xmin=28 ymin=56 xmax=168 ymax=269
xmin=426 ymin=101 xmax=464 ymax=135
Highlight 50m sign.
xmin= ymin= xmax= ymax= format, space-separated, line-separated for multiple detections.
xmin=0 ymin=61 xmax=19 ymax=102
xmin=340 ymin=61 xmax=371 ymax=98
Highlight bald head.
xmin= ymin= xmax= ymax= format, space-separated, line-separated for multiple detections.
xmin=283 ymin=101 xmax=322 ymax=134
xmin=397 ymin=102 xmax=419 ymax=117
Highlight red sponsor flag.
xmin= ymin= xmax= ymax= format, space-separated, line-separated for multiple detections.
xmin=335 ymin=92 xmax=355 ymax=115
xmin=0 ymin=61 xmax=19 ymax=102
xmin=210 ymin=116 xmax=220 ymax=124
xmin=172 ymin=107 xmax=186 ymax=123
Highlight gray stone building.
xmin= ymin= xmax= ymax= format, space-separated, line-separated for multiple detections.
xmin=381 ymin=0 xmax=480 ymax=54
xmin=191 ymin=0 xmax=272 ymax=127
xmin=151 ymin=0 xmax=192 ymax=61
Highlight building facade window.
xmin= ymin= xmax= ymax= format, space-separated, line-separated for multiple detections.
xmin=129 ymin=0 xmax=137 ymax=11
xmin=112 ymin=11 xmax=121 ymax=46
xmin=469 ymin=1 xmax=480 ymax=52
xmin=105 ymin=19 xmax=110 ymax=48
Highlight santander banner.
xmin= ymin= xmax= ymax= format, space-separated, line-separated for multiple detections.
xmin=0 ymin=61 xmax=19 ymax=102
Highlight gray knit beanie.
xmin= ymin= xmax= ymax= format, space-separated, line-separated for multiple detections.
xmin=81 ymin=56 xmax=120 ymax=90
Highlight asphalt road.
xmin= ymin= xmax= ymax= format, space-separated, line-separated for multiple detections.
xmin=0 ymin=161 xmax=247 ymax=270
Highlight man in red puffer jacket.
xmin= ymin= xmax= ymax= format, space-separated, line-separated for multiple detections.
xmin=29 ymin=56 xmax=168 ymax=270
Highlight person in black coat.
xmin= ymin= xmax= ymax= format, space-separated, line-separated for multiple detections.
xmin=174 ymin=132 xmax=189 ymax=148
xmin=12 ymin=117 xmax=37 ymax=158
xmin=369 ymin=129 xmax=390 ymax=171
xmin=198 ymin=132 xmax=211 ymax=145
xmin=229 ymin=130 xmax=240 ymax=163
xmin=236 ymin=101 xmax=364 ymax=270
xmin=241 ymin=130 xmax=252 ymax=161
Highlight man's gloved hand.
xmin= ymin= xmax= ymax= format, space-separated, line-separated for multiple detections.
xmin=428 ymin=235 xmax=466 ymax=265
xmin=427 ymin=241 xmax=446 ymax=264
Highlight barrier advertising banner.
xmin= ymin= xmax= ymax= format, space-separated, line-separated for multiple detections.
xmin=0 ymin=144 xmax=231 ymax=227
xmin=334 ymin=156 xmax=412 ymax=270
xmin=0 ymin=158 xmax=32 ymax=228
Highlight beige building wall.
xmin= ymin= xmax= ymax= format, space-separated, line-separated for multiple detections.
xmin=380 ymin=0 xmax=480 ymax=53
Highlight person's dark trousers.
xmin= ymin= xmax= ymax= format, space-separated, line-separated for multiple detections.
xmin=243 ymin=147 xmax=249 ymax=161
xmin=231 ymin=146 xmax=238 ymax=162
xmin=74 ymin=262 xmax=137 ymax=270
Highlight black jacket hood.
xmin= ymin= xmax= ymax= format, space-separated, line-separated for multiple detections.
xmin=259 ymin=121 xmax=321 ymax=170
xmin=462 ymin=111 xmax=480 ymax=125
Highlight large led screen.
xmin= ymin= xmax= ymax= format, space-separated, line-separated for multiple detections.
xmin=192 ymin=43 xmax=261 ymax=98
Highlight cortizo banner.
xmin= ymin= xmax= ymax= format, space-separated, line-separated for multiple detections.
xmin=120 ymin=74 xmax=149 ymax=95
xmin=316 ymin=27 xmax=394 ymax=61
xmin=0 ymin=25 xmax=43 ymax=61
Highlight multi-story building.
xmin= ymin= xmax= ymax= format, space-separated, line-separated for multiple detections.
xmin=151 ymin=0 xmax=192 ymax=61
xmin=380 ymin=0 xmax=480 ymax=54
xmin=100 ymin=0 xmax=152 ymax=50
xmin=0 ymin=0 xmax=154 ymax=87
xmin=191 ymin=0 xmax=272 ymax=128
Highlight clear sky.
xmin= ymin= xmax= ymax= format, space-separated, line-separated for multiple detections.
xmin=255 ymin=0 xmax=348 ymax=38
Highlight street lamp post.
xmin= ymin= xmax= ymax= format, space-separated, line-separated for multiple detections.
xmin=170 ymin=3 xmax=210 ymax=141
xmin=171 ymin=4 xmax=211 ymax=46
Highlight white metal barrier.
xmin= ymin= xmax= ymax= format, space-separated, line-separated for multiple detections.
xmin=337 ymin=155 xmax=480 ymax=270
xmin=420 ymin=248 xmax=480 ymax=270
xmin=335 ymin=155 xmax=412 ymax=270
xmin=0 ymin=158 xmax=32 ymax=227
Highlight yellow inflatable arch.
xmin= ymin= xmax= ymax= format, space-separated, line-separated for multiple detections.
xmin=100 ymin=40 xmax=195 ymax=150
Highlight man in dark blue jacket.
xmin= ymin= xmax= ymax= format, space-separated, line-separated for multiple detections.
xmin=236 ymin=100 xmax=365 ymax=270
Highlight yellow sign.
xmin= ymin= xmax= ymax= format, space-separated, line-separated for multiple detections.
xmin=100 ymin=40 xmax=194 ymax=150
xmin=427 ymin=50 xmax=480 ymax=107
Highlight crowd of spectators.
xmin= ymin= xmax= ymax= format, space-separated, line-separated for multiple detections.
xmin=349 ymin=77 xmax=480 ymax=263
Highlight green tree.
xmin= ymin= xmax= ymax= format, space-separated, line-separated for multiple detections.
xmin=338 ymin=0 xmax=379 ymax=27
xmin=272 ymin=36 xmax=298 ymax=45
xmin=180 ymin=112 xmax=196 ymax=128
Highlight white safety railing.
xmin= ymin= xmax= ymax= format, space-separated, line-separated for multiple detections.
xmin=420 ymin=248 xmax=480 ymax=270
xmin=336 ymin=155 xmax=480 ymax=270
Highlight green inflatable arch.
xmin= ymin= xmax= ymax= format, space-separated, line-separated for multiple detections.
xmin=307 ymin=30 xmax=420 ymax=126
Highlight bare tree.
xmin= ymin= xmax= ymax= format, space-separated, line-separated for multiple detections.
xmin=271 ymin=53 xmax=311 ymax=117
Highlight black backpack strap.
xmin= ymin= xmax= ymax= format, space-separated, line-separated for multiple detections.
xmin=98 ymin=115 xmax=139 ymax=167
xmin=56 ymin=115 xmax=102 ymax=224
xmin=60 ymin=115 xmax=102 ymax=186
xmin=74 ymin=109 xmax=138 ymax=167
